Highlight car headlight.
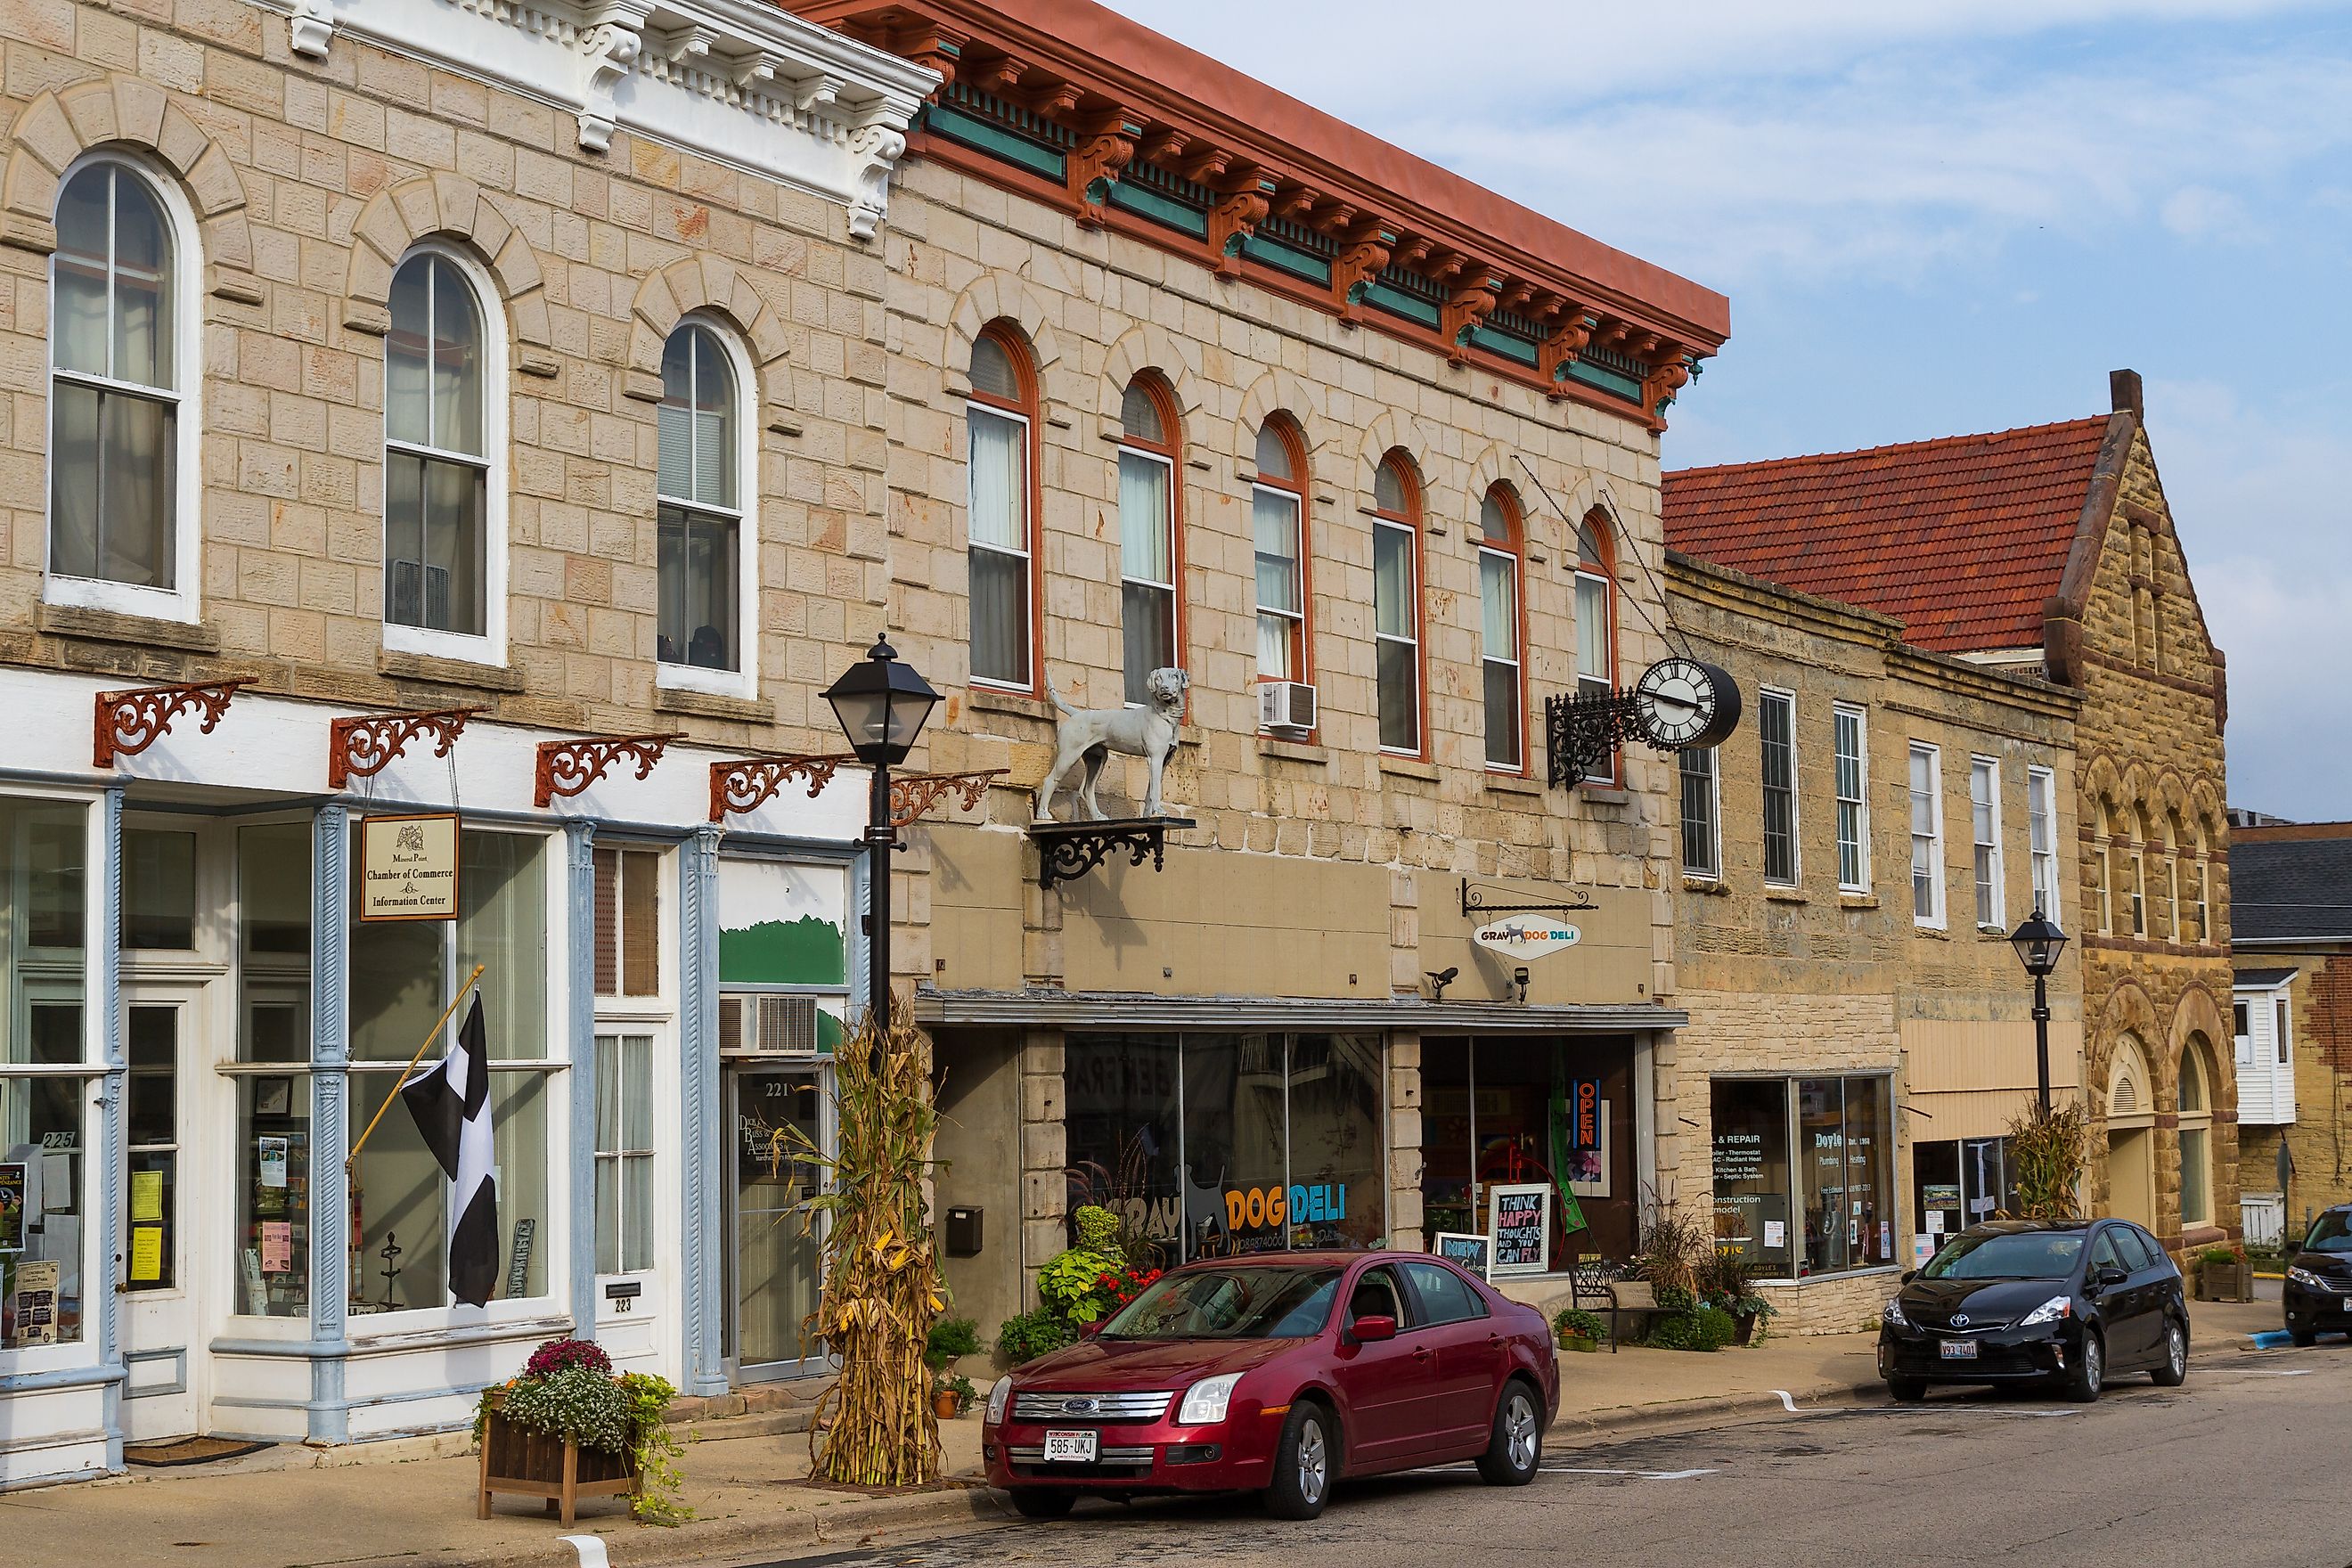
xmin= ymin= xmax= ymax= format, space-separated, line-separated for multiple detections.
xmin=1175 ymin=1373 xmax=1244 ymax=1425
xmin=2289 ymin=1265 xmax=2326 ymax=1289
xmin=2019 ymin=1294 xmax=2072 ymax=1327
xmin=984 ymin=1376 xmax=1012 ymax=1425
xmin=1882 ymin=1297 xmax=1909 ymax=1327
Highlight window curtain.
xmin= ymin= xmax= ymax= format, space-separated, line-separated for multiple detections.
xmin=967 ymin=407 xmax=1025 ymax=550
xmin=1575 ymin=574 xmax=1609 ymax=683
xmin=1373 ymin=523 xmax=1412 ymax=641
xmin=1254 ymin=487 xmax=1300 ymax=680
xmin=1118 ymin=451 xmax=1169 ymax=583
xmin=1480 ymin=551 xmax=1515 ymax=660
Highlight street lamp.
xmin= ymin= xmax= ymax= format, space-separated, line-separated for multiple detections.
xmin=824 ymin=635 xmax=939 ymax=1040
xmin=2007 ymin=907 xmax=2070 ymax=1112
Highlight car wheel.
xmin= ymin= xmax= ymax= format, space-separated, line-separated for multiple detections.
xmin=1476 ymin=1380 xmax=1542 ymax=1485
xmin=1886 ymin=1376 xmax=1926 ymax=1402
xmin=1264 ymin=1401 xmax=1334 ymax=1521
xmin=2290 ymin=1325 xmax=2318 ymax=1348
xmin=1009 ymin=1488 xmax=1076 ymax=1521
xmin=2062 ymin=1330 xmax=2103 ymax=1403
xmin=2150 ymin=1318 xmax=2188 ymax=1386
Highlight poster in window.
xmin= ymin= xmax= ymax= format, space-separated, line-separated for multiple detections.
xmin=255 ymin=1076 xmax=293 ymax=1117
xmin=359 ymin=813 xmax=461 ymax=922
xmin=1564 ymin=1098 xmax=1612 ymax=1198
xmin=1488 ymin=1183 xmax=1551 ymax=1276
xmin=0 ymin=1163 xmax=25 ymax=1253
xmin=1432 ymin=1231 xmax=1492 ymax=1279
xmin=12 ymin=1258 xmax=60 ymax=1344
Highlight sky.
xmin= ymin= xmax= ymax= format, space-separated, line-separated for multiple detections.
xmin=1104 ymin=0 xmax=2352 ymax=821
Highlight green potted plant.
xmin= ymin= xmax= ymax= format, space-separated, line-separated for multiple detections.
xmin=473 ymin=1336 xmax=690 ymax=1526
xmin=931 ymin=1370 xmax=977 ymax=1418
xmin=1698 ymin=1249 xmax=1778 ymax=1345
xmin=2195 ymin=1243 xmax=2250 ymax=1303
xmin=1554 ymin=1307 xmax=1607 ymax=1352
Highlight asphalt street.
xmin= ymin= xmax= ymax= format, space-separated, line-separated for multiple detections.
xmin=755 ymin=1340 xmax=2352 ymax=1568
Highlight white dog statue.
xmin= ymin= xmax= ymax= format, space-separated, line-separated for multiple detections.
xmin=1033 ymin=666 xmax=1189 ymax=822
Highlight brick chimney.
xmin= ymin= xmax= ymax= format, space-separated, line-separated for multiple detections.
xmin=2111 ymin=368 xmax=2144 ymax=419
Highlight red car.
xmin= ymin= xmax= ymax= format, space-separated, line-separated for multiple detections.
xmin=982 ymin=1250 xmax=1559 ymax=1521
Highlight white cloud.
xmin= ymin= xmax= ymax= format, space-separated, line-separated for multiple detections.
xmin=2160 ymin=184 xmax=2258 ymax=241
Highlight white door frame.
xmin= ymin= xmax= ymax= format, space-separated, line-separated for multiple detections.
xmin=118 ymin=983 xmax=212 ymax=1441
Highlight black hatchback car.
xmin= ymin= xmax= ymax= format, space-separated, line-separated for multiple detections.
xmin=1878 ymin=1219 xmax=2188 ymax=1402
xmin=2283 ymin=1205 xmax=2352 ymax=1343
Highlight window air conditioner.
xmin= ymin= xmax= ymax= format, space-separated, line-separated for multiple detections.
xmin=718 ymin=993 xmax=821 ymax=1056
xmin=1258 ymin=681 xmax=1317 ymax=734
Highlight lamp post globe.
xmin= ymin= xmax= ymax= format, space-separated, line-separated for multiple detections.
xmin=824 ymin=636 xmax=939 ymax=1046
xmin=2007 ymin=907 xmax=2070 ymax=1113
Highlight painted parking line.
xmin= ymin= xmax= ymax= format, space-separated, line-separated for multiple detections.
xmin=1541 ymin=1466 xmax=1719 ymax=1480
xmin=1770 ymin=1389 xmax=2082 ymax=1417
xmin=2250 ymin=1368 xmax=2316 ymax=1376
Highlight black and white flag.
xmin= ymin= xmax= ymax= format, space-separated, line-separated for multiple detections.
xmin=400 ymin=994 xmax=499 ymax=1306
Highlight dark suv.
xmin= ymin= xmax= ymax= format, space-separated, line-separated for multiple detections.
xmin=2283 ymin=1205 xmax=2352 ymax=1344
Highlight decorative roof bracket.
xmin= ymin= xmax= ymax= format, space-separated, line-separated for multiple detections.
xmin=535 ymin=732 xmax=683 ymax=809
xmin=93 ymin=679 xmax=251 ymax=769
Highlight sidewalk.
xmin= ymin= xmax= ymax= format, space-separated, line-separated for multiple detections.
xmin=0 ymin=1300 xmax=2289 ymax=1568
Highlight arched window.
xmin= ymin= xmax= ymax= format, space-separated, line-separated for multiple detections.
xmin=1478 ymin=486 xmax=1525 ymax=771
xmin=49 ymin=158 xmax=194 ymax=610
xmin=2177 ymin=1039 xmax=2214 ymax=1226
xmin=384 ymin=248 xmax=496 ymax=646
xmin=1252 ymin=415 xmax=1310 ymax=691
xmin=1372 ymin=453 xmax=1423 ymax=755
xmin=1117 ymin=376 xmax=1180 ymax=705
xmin=657 ymin=321 xmax=752 ymax=686
xmin=966 ymin=327 xmax=1036 ymax=690
xmin=1575 ymin=510 xmax=1619 ymax=780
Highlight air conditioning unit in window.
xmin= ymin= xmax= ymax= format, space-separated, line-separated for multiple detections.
xmin=718 ymin=993 xmax=820 ymax=1056
xmin=1257 ymin=681 xmax=1317 ymax=735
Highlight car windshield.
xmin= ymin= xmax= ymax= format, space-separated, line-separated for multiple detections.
xmin=1923 ymin=1231 xmax=2085 ymax=1281
xmin=2303 ymin=1213 xmax=2352 ymax=1254
xmin=1098 ymin=1267 xmax=1343 ymax=1341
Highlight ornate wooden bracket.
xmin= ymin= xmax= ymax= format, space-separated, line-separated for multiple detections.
xmin=707 ymin=754 xmax=857 ymax=822
xmin=888 ymin=768 xmax=1008 ymax=829
xmin=1206 ymin=180 xmax=1272 ymax=279
xmin=1441 ymin=274 xmax=1502 ymax=366
xmin=93 ymin=679 xmax=251 ymax=769
xmin=535 ymin=732 xmax=684 ymax=809
xmin=1539 ymin=305 xmax=1595 ymax=399
xmin=1331 ymin=222 xmax=1394 ymax=324
xmin=1030 ymin=814 xmax=1195 ymax=890
xmin=1066 ymin=112 xmax=1143 ymax=229
xmin=1644 ymin=349 xmax=1695 ymax=423
xmin=328 ymin=707 xmax=482 ymax=790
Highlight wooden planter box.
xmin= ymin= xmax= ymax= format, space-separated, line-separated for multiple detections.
xmin=478 ymin=1393 xmax=640 ymax=1526
xmin=2196 ymin=1260 xmax=2253 ymax=1303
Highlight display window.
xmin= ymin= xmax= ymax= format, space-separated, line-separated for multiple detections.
xmin=1711 ymin=1074 xmax=1896 ymax=1279
xmin=1421 ymin=1038 xmax=1637 ymax=1268
xmin=2 ymin=795 xmax=93 ymax=1351
xmin=1913 ymin=1136 xmax=2019 ymax=1258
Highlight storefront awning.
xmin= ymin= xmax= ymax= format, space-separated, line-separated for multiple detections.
xmin=911 ymin=987 xmax=1686 ymax=1034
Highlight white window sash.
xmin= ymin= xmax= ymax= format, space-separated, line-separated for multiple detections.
xmin=1374 ymin=515 xmax=1420 ymax=755
xmin=1760 ymin=690 xmax=1800 ymax=886
xmin=1910 ymin=744 xmax=1945 ymax=928
xmin=1972 ymin=757 xmax=2004 ymax=930
xmin=1833 ymin=706 xmax=1868 ymax=893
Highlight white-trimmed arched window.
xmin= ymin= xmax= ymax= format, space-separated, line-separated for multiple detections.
xmin=383 ymin=245 xmax=504 ymax=658
xmin=966 ymin=325 xmax=1037 ymax=691
xmin=47 ymin=154 xmax=201 ymax=619
xmin=1479 ymin=486 xmax=1525 ymax=772
xmin=1116 ymin=375 xmax=1180 ymax=705
xmin=1371 ymin=451 xmax=1424 ymax=756
xmin=2177 ymin=1039 xmax=2214 ymax=1227
xmin=657 ymin=319 xmax=755 ymax=693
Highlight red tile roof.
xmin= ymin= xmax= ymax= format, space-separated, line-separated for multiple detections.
xmin=1662 ymin=418 xmax=2116 ymax=654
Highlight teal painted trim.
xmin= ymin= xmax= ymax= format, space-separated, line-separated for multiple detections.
xmin=1106 ymin=180 xmax=1209 ymax=238
xmin=307 ymin=804 xmax=352 ymax=1445
xmin=564 ymin=821 xmax=598 ymax=1346
xmin=925 ymin=104 xmax=1066 ymax=181
xmin=1468 ymin=324 xmax=1541 ymax=367
xmin=96 ymin=784 xmax=124 ymax=1474
xmin=678 ymin=827 xmax=726 ymax=1396
xmin=1564 ymin=357 xmax=1645 ymax=403
xmin=1360 ymin=281 xmax=1441 ymax=328
xmin=1241 ymin=233 xmax=1333 ymax=286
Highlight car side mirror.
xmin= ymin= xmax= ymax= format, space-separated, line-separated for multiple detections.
xmin=1899 ymin=1270 xmax=1917 ymax=1285
xmin=1348 ymin=1313 xmax=1397 ymax=1343
xmin=2093 ymin=1266 xmax=2127 ymax=1290
xmin=2285 ymin=1240 xmax=2302 ymax=1258
xmin=1077 ymin=1318 xmax=1106 ymax=1340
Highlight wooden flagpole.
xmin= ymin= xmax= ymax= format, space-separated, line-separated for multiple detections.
xmin=345 ymin=962 xmax=487 ymax=1172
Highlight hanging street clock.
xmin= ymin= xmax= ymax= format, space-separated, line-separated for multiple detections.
xmin=1632 ymin=657 xmax=1741 ymax=751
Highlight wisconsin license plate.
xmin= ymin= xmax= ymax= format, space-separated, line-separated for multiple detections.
xmin=1939 ymin=1339 xmax=1979 ymax=1360
xmin=1042 ymin=1429 xmax=1099 ymax=1463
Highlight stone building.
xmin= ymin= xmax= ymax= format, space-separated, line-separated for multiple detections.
xmin=0 ymin=0 xmax=937 ymax=1484
xmin=783 ymin=0 xmax=1729 ymax=1338
xmin=1664 ymin=369 xmax=2238 ymax=1287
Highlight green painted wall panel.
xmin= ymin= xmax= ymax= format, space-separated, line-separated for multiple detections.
xmin=926 ymin=104 xmax=1066 ymax=180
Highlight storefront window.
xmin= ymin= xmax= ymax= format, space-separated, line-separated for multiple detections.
xmin=232 ymin=822 xmax=312 ymax=1317
xmin=235 ymin=1075 xmax=310 ymax=1316
xmin=1063 ymin=1034 xmax=1180 ymax=1261
xmin=594 ymin=1032 xmax=654 ymax=1276
xmin=1711 ymin=1079 xmax=1792 ymax=1277
xmin=1422 ymin=1038 xmax=1637 ymax=1267
xmin=1712 ymin=1074 xmax=1893 ymax=1280
xmin=1283 ymin=1035 xmax=1384 ymax=1252
xmin=1913 ymin=1137 xmax=2018 ymax=1259
xmin=123 ymin=827 xmax=196 ymax=950
xmin=3 ymin=796 xmax=89 ymax=1349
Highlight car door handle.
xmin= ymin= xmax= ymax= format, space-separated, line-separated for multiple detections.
xmin=1411 ymin=1346 xmax=1435 ymax=1361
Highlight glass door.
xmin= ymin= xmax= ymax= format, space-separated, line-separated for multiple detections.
xmin=121 ymin=990 xmax=200 ymax=1441
xmin=725 ymin=1064 xmax=828 ymax=1379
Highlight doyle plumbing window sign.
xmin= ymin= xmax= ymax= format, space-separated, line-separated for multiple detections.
xmin=360 ymin=813 xmax=461 ymax=921
xmin=1474 ymin=918 xmax=1580 ymax=961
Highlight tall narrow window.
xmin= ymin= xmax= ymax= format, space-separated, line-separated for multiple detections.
xmin=1971 ymin=756 xmax=2004 ymax=930
xmin=1479 ymin=489 xmax=1524 ymax=771
xmin=593 ymin=845 xmax=661 ymax=999
xmin=2195 ymin=845 xmax=2210 ymax=943
xmin=2277 ymin=997 xmax=2292 ymax=1066
xmin=2096 ymin=838 xmax=2114 ymax=935
xmin=1833 ymin=706 xmax=1868 ymax=892
xmin=1253 ymin=417 xmax=1309 ymax=688
xmin=2167 ymin=850 xmax=2182 ymax=942
xmin=1117 ymin=377 xmax=1180 ymax=705
xmin=966 ymin=329 xmax=1034 ymax=690
xmin=2028 ymin=766 xmax=2059 ymax=917
xmin=2176 ymin=1041 xmax=2212 ymax=1226
xmin=1574 ymin=511 xmax=1618 ymax=780
xmin=2129 ymin=845 xmax=2147 ymax=937
xmin=593 ymin=1032 xmax=654 ymax=1276
xmin=1759 ymin=690 xmax=1798 ymax=886
xmin=1910 ymin=743 xmax=1945 ymax=927
xmin=384 ymin=252 xmax=489 ymax=639
xmin=657 ymin=323 xmax=745 ymax=680
xmin=1372 ymin=453 xmax=1423 ymax=755
xmin=1680 ymin=747 xmax=1720 ymax=878
xmin=50 ymin=161 xmax=182 ymax=599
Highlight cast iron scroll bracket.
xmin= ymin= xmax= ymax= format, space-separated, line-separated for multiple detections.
xmin=535 ymin=732 xmax=684 ymax=809
xmin=1459 ymin=878 xmax=1598 ymax=919
xmin=1031 ymin=815 xmax=1196 ymax=891
xmin=93 ymin=679 xmax=251 ymax=768
xmin=1544 ymin=689 xmax=1651 ymax=790
xmin=889 ymin=768 xmax=1009 ymax=829
xmin=707 ymin=754 xmax=857 ymax=822
xmin=328 ymin=707 xmax=483 ymax=789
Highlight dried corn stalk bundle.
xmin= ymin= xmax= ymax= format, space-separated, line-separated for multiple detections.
xmin=2005 ymin=1100 xmax=2088 ymax=1220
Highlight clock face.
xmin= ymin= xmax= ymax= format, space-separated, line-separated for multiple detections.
xmin=1636 ymin=657 xmax=1741 ymax=750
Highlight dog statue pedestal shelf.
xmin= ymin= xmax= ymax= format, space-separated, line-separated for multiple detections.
xmin=1031 ymin=816 xmax=1196 ymax=890
xmin=1033 ymin=666 xmax=1190 ymax=823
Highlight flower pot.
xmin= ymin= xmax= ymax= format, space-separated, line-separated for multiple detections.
xmin=933 ymin=1389 xmax=962 ymax=1418
xmin=2197 ymin=1260 xmax=2251 ymax=1303
xmin=1732 ymin=1311 xmax=1760 ymax=1346
xmin=477 ymin=1392 xmax=640 ymax=1526
xmin=1559 ymin=1333 xmax=1598 ymax=1353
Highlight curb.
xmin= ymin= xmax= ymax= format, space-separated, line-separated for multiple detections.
xmin=1546 ymin=1380 xmax=1882 ymax=1442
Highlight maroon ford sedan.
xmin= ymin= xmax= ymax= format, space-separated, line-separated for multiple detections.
xmin=982 ymin=1250 xmax=1559 ymax=1521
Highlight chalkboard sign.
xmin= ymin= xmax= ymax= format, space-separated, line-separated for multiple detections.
xmin=1488 ymin=1183 xmax=1551 ymax=1276
xmin=1431 ymin=1231 xmax=1492 ymax=1279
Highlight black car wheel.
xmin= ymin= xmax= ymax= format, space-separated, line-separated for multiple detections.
xmin=1886 ymin=1376 xmax=1926 ymax=1402
xmin=2062 ymin=1330 xmax=2104 ymax=1402
xmin=1264 ymin=1401 xmax=1334 ymax=1521
xmin=1009 ymin=1488 xmax=1076 ymax=1520
xmin=2150 ymin=1318 xmax=2187 ymax=1386
xmin=1475 ymin=1380 xmax=1542 ymax=1485
xmin=2291 ymin=1325 xmax=2318 ymax=1347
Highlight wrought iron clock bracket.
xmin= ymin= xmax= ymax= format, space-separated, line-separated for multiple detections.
xmin=1459 ymin=878 xmax=1598 ymax=919
xmin=1544 ymin=688 xmax=1653 ymax=790
xmin=1031 ymin=815 xmax=1196 ymax=890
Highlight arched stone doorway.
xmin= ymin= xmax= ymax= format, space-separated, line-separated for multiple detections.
xmin=2106 ymin=1034 xmax=2157 ymax=1228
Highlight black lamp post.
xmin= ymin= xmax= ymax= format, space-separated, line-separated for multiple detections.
xmin=2007 ymin=907 xmax=2070 ymax=1113
xmin=823 ymin=636 xmax=939 ymax=1043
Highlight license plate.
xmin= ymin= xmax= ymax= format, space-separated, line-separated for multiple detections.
xmin=1042 ymin=1429 xmax=1099 ymax=1463
xmin=1939 ymin=1339 xmax=1979 ymax=1360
